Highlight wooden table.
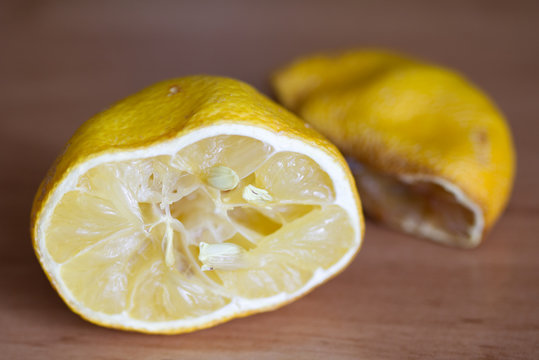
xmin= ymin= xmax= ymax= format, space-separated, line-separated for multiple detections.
xmin=1 ymin=1 xmax=538 ymax=358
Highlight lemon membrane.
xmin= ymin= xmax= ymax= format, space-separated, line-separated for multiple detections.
xmin=39 ymin=131 xmax=360 ymax=332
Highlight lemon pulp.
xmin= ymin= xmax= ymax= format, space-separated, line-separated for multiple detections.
xmin=45 ymin=135 xmax=355 ymax=322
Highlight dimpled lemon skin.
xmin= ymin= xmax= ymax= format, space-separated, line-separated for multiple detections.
xmin=272 ymin=50 xmax=515 ymax=247
xmin=30 ymin=75 xmax=363 ymax=333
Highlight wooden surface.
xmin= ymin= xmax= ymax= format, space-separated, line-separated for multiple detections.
xmin=1 ymin=1 xmax=538 ymax=359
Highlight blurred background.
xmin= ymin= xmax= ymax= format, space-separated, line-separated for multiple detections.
xmin=1 ymin=1 xmax=538 ymax=358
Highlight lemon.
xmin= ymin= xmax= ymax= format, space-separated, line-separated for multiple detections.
xmin=272 ymin=50 xmax=515 ymax=248
xmin=31 ymin=76 xmax=363 ymax=333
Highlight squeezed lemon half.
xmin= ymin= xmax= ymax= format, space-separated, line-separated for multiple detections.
xmin=272 ymin=50 xmax=515 ymax=248
xmin=31 ymin=76 xmax=363 ymax=333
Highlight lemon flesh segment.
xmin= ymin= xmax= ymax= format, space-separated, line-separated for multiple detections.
xmin=45 ymin=135 xmax=356 ymax=325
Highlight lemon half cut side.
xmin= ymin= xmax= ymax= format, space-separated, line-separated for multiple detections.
xmin=31 ymin=77 xmax=363 ymax=334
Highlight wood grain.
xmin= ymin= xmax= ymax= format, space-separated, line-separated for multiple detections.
xmin=1 ymin=1 xmax=538 ymax=359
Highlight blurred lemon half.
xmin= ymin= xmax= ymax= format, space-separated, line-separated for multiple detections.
xmin=31 ymin=76 xmax=363 ymax=334
xmin=272 ymin=50 xmax=515 ymax=248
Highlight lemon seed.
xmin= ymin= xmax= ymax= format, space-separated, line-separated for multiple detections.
xmin=207 ymin=166 xmax=239 ymax=191
xmin=242 ymin=184 xmax=273 ymax=205
xmin=198 ymin=242 xmax=247 ymax=271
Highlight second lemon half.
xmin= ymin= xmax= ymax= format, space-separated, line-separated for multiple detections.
xmin=273 ymin=50 xmax=515 ymax=248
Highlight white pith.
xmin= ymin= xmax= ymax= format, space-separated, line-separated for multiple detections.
xmin=398 ymin=174 xmax=483 ymax=247
xmin=347 ymin=157 xmax=483 ymax=247
xmin=36 ymin=124 xmax=362 ymax=333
